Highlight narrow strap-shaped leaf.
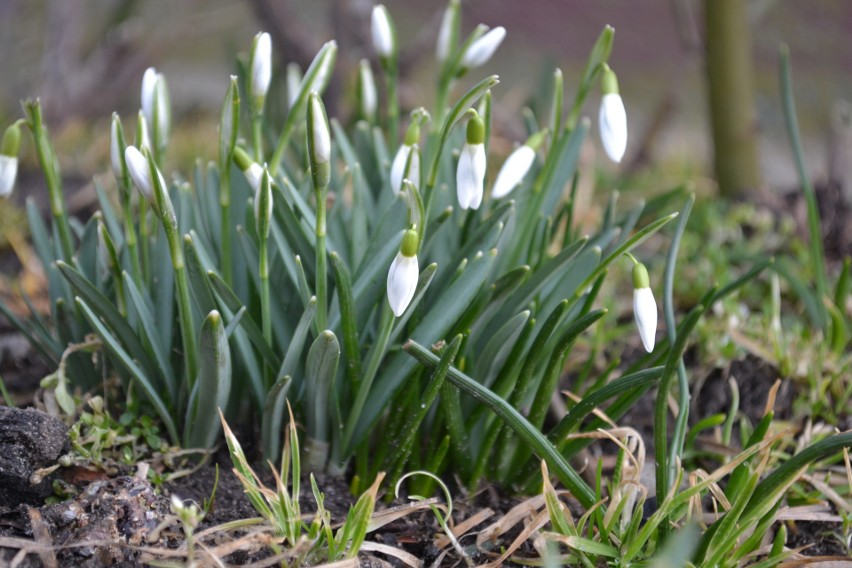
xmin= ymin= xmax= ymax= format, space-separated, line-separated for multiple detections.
xmin=473 ymin=310 xmax=530 ymax=389
xmin=330 ymin=252 xmax=361 ymax=388
xmin=278 ymin=296 xmax=317 ymax=381
xmin=305 ymin=330 xmax=340 ymax=471
xmin=207 ymin=270 xmax=280 ymax=371
xmin=185 ymin=310 xmax=231 ymax=449
xmin=184 ymin=234 xmax=217 ymax=317
xmin=75 ymin=297 xmax=177 ymax=443
xmin=404 ymin=339 xmax=595 ymax=508
xmin=123 ymin=272 xmax=177 ymax=401
xmin=261 ymin=375 xmax=292 ymax=459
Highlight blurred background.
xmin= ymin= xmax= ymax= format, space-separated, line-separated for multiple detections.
xmin=0 ymin=0 xmax=851 ymax=214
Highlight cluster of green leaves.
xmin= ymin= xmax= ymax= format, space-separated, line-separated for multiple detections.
xmin=221 ymin=409 xmax=380 ymax=564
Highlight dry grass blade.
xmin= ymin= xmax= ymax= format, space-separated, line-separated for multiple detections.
xmin=802 ymin=474 xmax=852 ymax=514
xmin=363 ymin=497 xmax=439 ymax=532
xmin=434 ymin=507 xmax=494 ymax=549
xmin=475 ymin=509 xmax=550 ymax=568
xmin=475 ymin=494 xmax=546 ymax=547
xmin=779 ymin=557 xmax=852 ymax=567
xmin=360 ymin=541 xmax=424 ymax=567
xmin=26 ymin=508 xmax=57 ymax=568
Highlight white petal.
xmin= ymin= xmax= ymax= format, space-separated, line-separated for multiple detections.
xmin=0 ymin=156 xmax=18 ymax=197
xmin=456 ymin=143 xmax=485 ymax=210
xmin=387 ymin=252 xmax=418 ymax=317
xmin=359 ymin=63 xmax=377 ymax=117
xmin=460 ymin=26 xmax=506 ymax=69
xmin=251 ymin=32 xmax=272 ymax=99
xmin=371 ymin=6 xmax=394 ymax=58
xmin=599 ymin=93 xmax=627 ymax=163
xmin=124 ymin=146 xmax=153 ymax=202
xmin=245 ymin=162 xmax=263 ymax=192
xmin=141 ymin=67 xmax=157 ymax=127
xmin=436 ymin=4 xmax=454 ymax=62
xmin=309 ymin=96 xmax=331 ymax=163
xmin=407 ymin=149 xmax=420 ymax=190
xmin=110 ymin=119 xmax=123 ymax=180
xmin=633 ymin=287 xmax=657 ymax=352
xmin=155 ymin=73 xmax=170 ymax=144
xmin=492 ymin=145 xmax=535 ymax=199
xmin=390 ymin=144 xmax=411 ymax=194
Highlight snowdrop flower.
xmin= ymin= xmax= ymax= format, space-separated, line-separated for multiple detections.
xmin=456 ymin=110 xmax=486 ymax=210
xmin=632 ymin=262 xmax=657 ymax=352
xmin=390 ymin=121 xmax=421 ymax=194
xmin=387 ymin=229 xmax=419 ymax=317
xmin=599 ymin=64 xmax=627 ymax=163
xmin=460 ymin=26 xmax=506 ymax=70
xmin=110 ymin=113 xmax=127 ymax=183
xmin=491 ymin=130 xmax=545 ymax=199
xmin=307 ymin=92 xmax=331 ymax=189
xmin=371 ymin=5 xmax=395 ymax=60
xmin=124 ymin=145 xmax=165 ymax=206
xmin=286 ymin=63 xmax=302 ymax=109
xmin=233 ymin=147 xmax=263 ymax=191
xmin=0 ymin=122 xmax=21 ymax=198
xmin=357 ymin=59 xmax=377 ymax=121
xmin=250 ymin=32 xmax=272 ymax=102
xmin=436 ymin=0 xmax=460 ymax=63
xmin=140 ymin=67 xmax=170 ymax=148
xmin=254 ymin=166 xmax=273 ymax=239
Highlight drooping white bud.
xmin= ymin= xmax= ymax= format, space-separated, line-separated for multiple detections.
xmin=124 ymin=145 xmax=164 ymax=206
xmin=460 ymin=26 xmax=506 ymax=69
xmin=141 ymin=68 xmax=158 ymax=127
xmin=286 ymin=63 xmax=302 ymax=109
xmin=436 ymin=0 xmax=460 ymax=63
xmin=245 ymin=162 xmax=263 ymax=192
xmin=371 ymin=5 xmax=395 ymax=59
xmin=140 ymin=67 xmax=170 ymax=148
xmin=0 ymin=156 xmax=17 ymax=198
xmin=387 ymin=229 xmax=419 ymax=317
xmin=632 ymin=263 xmax=657 ymax=352
xmin=357 ymin=59 xmax=377 ymax=120
xmin=250 ymin=32 xmax=272 ymax=101
xmin=599 ymin=65 xmax=627 ymax=163
xmin=491 ymin=145 xmax=535 ymax=199
xmin=456 ymin=111 xmax=486 ymax=210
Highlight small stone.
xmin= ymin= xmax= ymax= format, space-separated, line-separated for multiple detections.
xmin=0 ymin=406 xmax=69 ymax=509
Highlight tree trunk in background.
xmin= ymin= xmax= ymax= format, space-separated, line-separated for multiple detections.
xmin=704 ymin=0 xmax=761 ymax=196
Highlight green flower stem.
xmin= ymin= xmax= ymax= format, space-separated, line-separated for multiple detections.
xmin=314 ymin=187 xmax=328 ymax=331
xmin=25 ymin=101 xmax=75 ymax=266
xmin=139 ymin=199 xmax=151 ymax=284
xmin=385 ymin=64 xmax=399 ymax=146
xmin=341 ymin=305 xmax=395 ymax=456
xmin=404 ymin=339 xmax=596 ymax=508
xmin=120 ymin=192 xmax=143 ymax=288
xmin=251 ymin=114 xmax=263 ymax=162
xmin=219 ymin=165 xmax=232 ymax=286
xmin=664 ymin=194 xmax=694 ymax=483
xmin=258 ymin=235 xmax=271 ymax=350
xmin=149 ymin=161 xmax=197 ymax=385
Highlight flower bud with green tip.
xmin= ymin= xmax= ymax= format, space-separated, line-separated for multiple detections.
xmin=141 ymin=67 xmax=170 ymax=151
xmin=491 ymin=129 xmax=546 ymax=199
xmin=387 ymin=229 xmax=419 ymax=317
xmin=255 ymin=166 xmax=273 ymax=240
xmin=286 ymin=62 xmax=302 ymax=109
xmin=307 ymin=91 xmax=331 ymax=190
xmin=135 ymin=109 xmax=151 ymax=151
xmin=233 ymin=147 xmax=263 ymax=191
xmin=110 ymin=113 xmax=128 ymax=186
xmin=436 ymin=0 xmax=460 ymax=63
xmin=599 ymin=64 xmax=627 ymax=163
xmin=371 ymin=5 xmax=395 ymax=61
xmin=250 ymin=32 xmax=272 ymax=109
xmin=124 ymin=145 xmax=164 ymax=208
xmin=218 ymin=76 xmax=240 ymax=168
xmin=456 ymin=110 xmax=487 ymax=210
xmin=632 ymin=262 xmax=657 ymax=352
xmin=460 ymin=26 xmax=506 ymax=71
xmin=356 ymin=59 xmax=378 ymax=122
xmin=0 ymin=122 xmax=21 ymax=197
xmin=390 ymin=121 xmax=421 ymax=194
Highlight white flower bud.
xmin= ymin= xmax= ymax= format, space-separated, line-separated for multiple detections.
xmin=456 ymin=112 xmax=487 ymax=210
xmin=245 ymin=162 xmax=263 ymax=192
xmin=251 ymin=32 xmax=272 ymax=101
xmin=491 ymin=145 xmax=535 ymax=199
xmin=387 ymin=230 xmax=419 ymax=317
xmin=390 ymin=144 xmax=413 ymax=194
xmin=436 ymin=0 xmax=459 ymax=63
xmin=309 ymin=93 xmax=331 ymax=164
xmin=124 ymin=145 xmax=165 ymax=206
xmin=460 ymin=26 xmax=506 ymax=69
xmin=141 ymin=67 xmax=170 ymax=147
xmin=286 ymin=63 xmax=302 ymax=109
xmin=110 ymin=114 xmax=124 ymax=182
xmin=632 ymin=263 xmax=657 ymax=352
xmin=600 ymin=93 xmax=627 ymax=163
xmin=371 ymin=5 xmax=394 ymax=59
xmin=0 ymin=156 xmax=17 ymax=198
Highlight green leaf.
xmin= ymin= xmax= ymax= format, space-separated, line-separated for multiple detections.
xmin=330 ymin=252 xmax=361 ymax=388
xmin=404 ymin=339 xmax=596 ymax=508
xmin=304 ymin=330 xmax=340 ymax=470
xmin=75 ymin=297 xmax=177 ymax=443
xmin=278 ymin=296 xmax=317 ymax=380
xmin=186 ymin=311 xmax=231 ymax=449
xmin=262 ymin=375 xmax=292 ymax=459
